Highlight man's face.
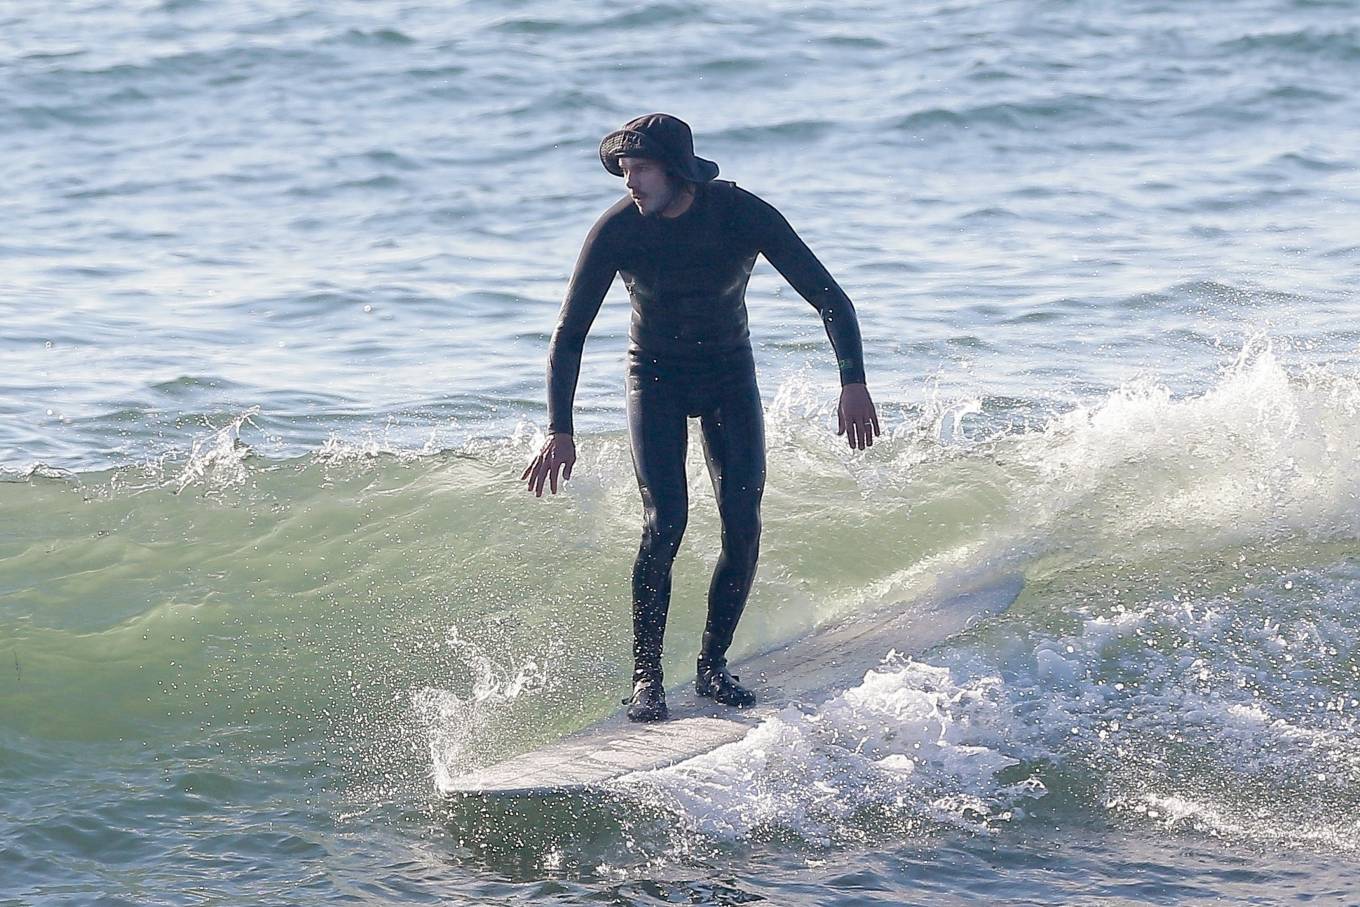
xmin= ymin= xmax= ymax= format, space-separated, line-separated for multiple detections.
xmin=619 ymin=156 xmax=681 ymax=217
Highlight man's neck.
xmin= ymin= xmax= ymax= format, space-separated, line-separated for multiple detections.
xmin=660 ymin=183 xmax=696 ymax=219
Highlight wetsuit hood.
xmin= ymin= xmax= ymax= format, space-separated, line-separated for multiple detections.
xmin=599 ymin=113 xmax=720 ymax=183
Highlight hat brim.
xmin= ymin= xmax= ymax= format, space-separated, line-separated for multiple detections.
xmin=599 ymin=129 xmax=719 ymax=182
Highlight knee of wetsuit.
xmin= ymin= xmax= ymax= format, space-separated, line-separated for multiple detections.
xmin=720 ymin=516 xmax=761 ymax=555
xmin=641 ymin=514 xmax=687 ymax=554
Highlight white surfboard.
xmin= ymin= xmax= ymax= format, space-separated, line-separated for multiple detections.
xmin=445 ymin=573 xmax=1023 ymax=798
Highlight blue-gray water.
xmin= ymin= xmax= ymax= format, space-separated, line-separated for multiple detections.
xmin=4 ymin=0 xmax=1360 ymax=903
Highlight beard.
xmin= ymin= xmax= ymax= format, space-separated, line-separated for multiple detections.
xmin=638 ymin=176 xmax=685 ymax=218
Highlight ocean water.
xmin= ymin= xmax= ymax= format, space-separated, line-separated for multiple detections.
xmin=4 ymin=0 xmax=1360 ymax=903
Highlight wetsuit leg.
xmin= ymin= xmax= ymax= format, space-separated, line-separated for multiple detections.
xmin=696 ymin=367 xmax=765 ymax=664
xmin=626 ymin=362 xmax=690 ymax=678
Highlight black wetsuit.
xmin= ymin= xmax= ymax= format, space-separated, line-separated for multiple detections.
xmin=547 ymin=179 xmax=866 ymax=678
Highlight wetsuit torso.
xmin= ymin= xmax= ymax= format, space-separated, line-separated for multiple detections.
xmin=547 ymin=180 xmax=866 ymax=434
xmin=545 ymin=179 xmax=867 ymax=689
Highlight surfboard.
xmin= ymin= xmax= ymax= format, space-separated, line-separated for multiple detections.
xmin=445 ymin=573 xmax=1023 ymax=798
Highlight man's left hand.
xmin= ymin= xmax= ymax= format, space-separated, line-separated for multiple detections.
xmin=837 ymin=383 xmax=880 ymax=450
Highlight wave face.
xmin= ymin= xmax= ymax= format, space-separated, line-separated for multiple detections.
xmin=6 ymin=0 xmax=1360 ymax=901
xmin=7 ymin=345 xmax=1360 ymax=900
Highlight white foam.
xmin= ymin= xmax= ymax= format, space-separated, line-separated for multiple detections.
xmin=623 ymin=656 xmax=1045 ymax=842
xmin=1010 ymin=337 xmax=1360 ymax=554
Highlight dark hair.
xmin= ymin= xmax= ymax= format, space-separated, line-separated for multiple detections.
xmin=667 ymin=157 xmax=708 ymax=186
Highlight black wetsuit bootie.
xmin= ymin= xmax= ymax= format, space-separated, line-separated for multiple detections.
xmin=625 ymin=673 xmax=668 ymax=722
xmin=695 ymin=658 xmax=755 ymax=708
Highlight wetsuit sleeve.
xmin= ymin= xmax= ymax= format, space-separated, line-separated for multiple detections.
xmin=546 ymin=213 xmax=620 ymax=435
xmin=745 ymin=192 xmax=867 ymax=386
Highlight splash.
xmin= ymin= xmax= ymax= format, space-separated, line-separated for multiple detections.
xmin=173 ymin=407 xmax=261 ymax=493
xmin=416 ymin=624 xmax=562 ymax=792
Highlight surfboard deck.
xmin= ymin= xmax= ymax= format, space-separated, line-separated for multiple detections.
xmin=445 ymin=573 xmax=1023 ymax=798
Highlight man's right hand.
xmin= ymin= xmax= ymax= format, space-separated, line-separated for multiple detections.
xmin=520 ymin=432 xmax=577 ymax=497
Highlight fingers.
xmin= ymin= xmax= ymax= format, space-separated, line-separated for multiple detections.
xmin=524 ymin=446 xmax=575 ymax=496
xmin=841 ymin=413 xmax=880 ymax=450
xmin=840 ymin=405 xmax=865 ymax=449
xmin=860 ymin=410 xmax=879 ymax=449
xmin=839 ymin=393 xmax=882 ymax=449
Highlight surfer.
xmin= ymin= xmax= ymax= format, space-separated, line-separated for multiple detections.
xmin=522 ymin=113 xmax=879 ymax=722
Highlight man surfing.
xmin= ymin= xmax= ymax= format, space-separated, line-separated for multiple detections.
xmin=522 ymin=113 xmax=879 ymax=722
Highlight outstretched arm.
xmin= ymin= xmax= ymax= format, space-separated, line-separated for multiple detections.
xmin=752 ymin=194 xmax=880 ymax=449
xmin=523 ymin=216 xmax=618 ymax=495
xmin=546 ymin=219 xmax=619 ymax=436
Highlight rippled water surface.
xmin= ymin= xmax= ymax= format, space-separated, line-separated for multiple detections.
xmin=4 ymin=0 xmax=1360 ymax=903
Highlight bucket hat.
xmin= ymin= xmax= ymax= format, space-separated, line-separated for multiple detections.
xmin=599 ymin=113 xmax=719 ymax=183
